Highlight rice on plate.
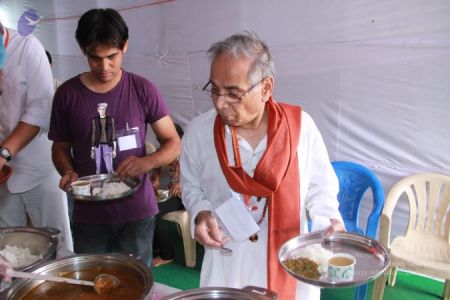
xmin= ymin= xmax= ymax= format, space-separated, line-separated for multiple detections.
xmin=92 ymin=181 xmax=130 ymax=196
xmin=291 ymin=243 xmax=333 ymax=273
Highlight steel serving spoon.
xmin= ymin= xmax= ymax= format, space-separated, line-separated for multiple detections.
xmin=8 ymin=270 xmax=120 ymax=295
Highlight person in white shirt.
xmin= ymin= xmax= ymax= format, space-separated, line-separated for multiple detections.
xmin=180 ymin=32 xmax=344 ymax=299
xmin=0 ymin=23 xmax=73 ymax=256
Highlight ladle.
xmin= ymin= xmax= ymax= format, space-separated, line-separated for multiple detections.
xmin=92 ymin=273 xmax=121 ymax=295
xmin=7 ymin=270 xmax=120 ymax=295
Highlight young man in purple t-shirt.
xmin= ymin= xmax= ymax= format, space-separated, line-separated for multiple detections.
xmin=48 ymin=8 xmax=180 ymax=267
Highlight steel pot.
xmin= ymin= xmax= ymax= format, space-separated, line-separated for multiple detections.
xmin=0 ymin=227 xmax=59 ymax=272
xmin=161 ymin=285 xmax=277 ymax=300
xmin=6 ymin=253 xmax=153 ymax=300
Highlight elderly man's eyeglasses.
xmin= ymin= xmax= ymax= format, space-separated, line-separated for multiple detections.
xmin=202 ymin=79 xmax=264 ymax=103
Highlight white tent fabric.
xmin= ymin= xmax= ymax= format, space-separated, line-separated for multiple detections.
xmin=1 ymin=0 xmax=449 ymax=239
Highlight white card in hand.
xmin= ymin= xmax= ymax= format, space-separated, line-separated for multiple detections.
xmin=214 ymin=195 xmax=260 ymax=242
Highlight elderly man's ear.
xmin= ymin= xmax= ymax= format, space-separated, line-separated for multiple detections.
xmin=262 ymin=77 xmax=274 ymax=102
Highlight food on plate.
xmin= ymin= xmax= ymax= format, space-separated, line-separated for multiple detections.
xmin=291 ymin=243 xmax=333 ymax=273
xmin=328 ymin=253 xmax=356 ymax=281
xmin=283 ymin=257 xmax=321 ymax=280
xmin=0 ymin=245 xmax=43 ymax=268
xmin=329 ymin=255 xmax=354 ymax=266
xmin=91 ymin=181 xmax=130 ymax=196
xmin=71 ymin=180 xmax=91 ymax=195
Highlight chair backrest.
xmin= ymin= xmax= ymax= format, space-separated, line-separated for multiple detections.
xmin=382 ymin=173 xmax=450 ymax=240
xmin=332 ymin=161 xmax=385 ymax=238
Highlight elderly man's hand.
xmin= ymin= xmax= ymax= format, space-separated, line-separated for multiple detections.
xmin=194 ymin=211 xmax=229 ymax=248
xmin=324 ymin=218 xmax=346 ymax=237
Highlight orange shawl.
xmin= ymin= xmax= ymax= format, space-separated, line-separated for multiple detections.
xmin=214 ymin=97 xmax=301 ymax=299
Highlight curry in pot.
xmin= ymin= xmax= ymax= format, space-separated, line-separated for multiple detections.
xmin=21 ymin=266 xmax=145 ymax=300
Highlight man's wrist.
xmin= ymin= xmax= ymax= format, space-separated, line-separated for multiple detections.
xmin=0 ymin=147 xmax=12 ymax=162
xmin=62 ymin=169 xmax=75 ymax=176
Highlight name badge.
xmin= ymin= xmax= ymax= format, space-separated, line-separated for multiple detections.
xmin=117 ymin=124 xmax=141 ymax=152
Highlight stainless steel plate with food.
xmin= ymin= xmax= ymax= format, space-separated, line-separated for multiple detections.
xmin=278 ymin=231 xmax=390 ymax=288
xmin=66 ymin=174 xmax=141 ymax=201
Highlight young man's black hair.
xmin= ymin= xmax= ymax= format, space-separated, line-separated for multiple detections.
xmin=75 ymin=8 xmax=129 ymax=53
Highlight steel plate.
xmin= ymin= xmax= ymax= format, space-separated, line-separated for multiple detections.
xmin=66 ymin=174 xmax=141 ymax=201
xmin=278 ymin=231 xmax=390 ymax=288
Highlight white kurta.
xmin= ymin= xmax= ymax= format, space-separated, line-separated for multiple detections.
xmin=180 ymin=107 xmax=342 ymax=300
xmin=0 ymin=28 xmax=73 ymax=254
xmin=0 ymin=28 xmax=55 ymax=192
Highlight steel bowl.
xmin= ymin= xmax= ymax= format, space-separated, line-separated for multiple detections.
xmin=6 ymin=253 xmax=153 ymax=300
xmin=0 ymin=227 xmax=59 ymax=271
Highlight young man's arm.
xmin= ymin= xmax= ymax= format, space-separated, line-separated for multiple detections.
xmin=115 ymin=116 xmax=180 ymax=178
xmin=52 ymin=141 xmax=78 ymax=189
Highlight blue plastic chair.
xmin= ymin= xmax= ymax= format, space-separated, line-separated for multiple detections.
xmin=332 ymin=161 xmax=385 ymax=300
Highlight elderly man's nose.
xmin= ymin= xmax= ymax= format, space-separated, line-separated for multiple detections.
xmin=215 ymin=96 xmax=230 ymax=109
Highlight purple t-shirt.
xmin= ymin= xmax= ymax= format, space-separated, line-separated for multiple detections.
xmin=49 ymin=70 xmax=169 ymax=224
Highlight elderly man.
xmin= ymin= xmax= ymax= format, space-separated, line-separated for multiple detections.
xmin=0 ymin=22 xmax=72 ymax=256
xmin=180 ymin=32 xmax=344 ymax=299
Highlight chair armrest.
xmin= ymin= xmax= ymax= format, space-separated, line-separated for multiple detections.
xmin=366 ymin=183 xmax=385 ymax=238
xmin=378 ymin=185 xmax=404 ymax=250
xmin=379 ymin=214 xmax=392 ymax=249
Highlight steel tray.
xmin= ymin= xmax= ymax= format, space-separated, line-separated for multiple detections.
xmin=66 ymin=174 xmax=141 ymax=201
xmin=278 ymin=231 xmax=390 ymax=288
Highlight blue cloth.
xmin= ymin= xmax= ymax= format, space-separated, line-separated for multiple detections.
xmin=73 ymin=216 xmax=156 ymax=267
xmin=0 ymin=35 xmax=5 ymax=68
